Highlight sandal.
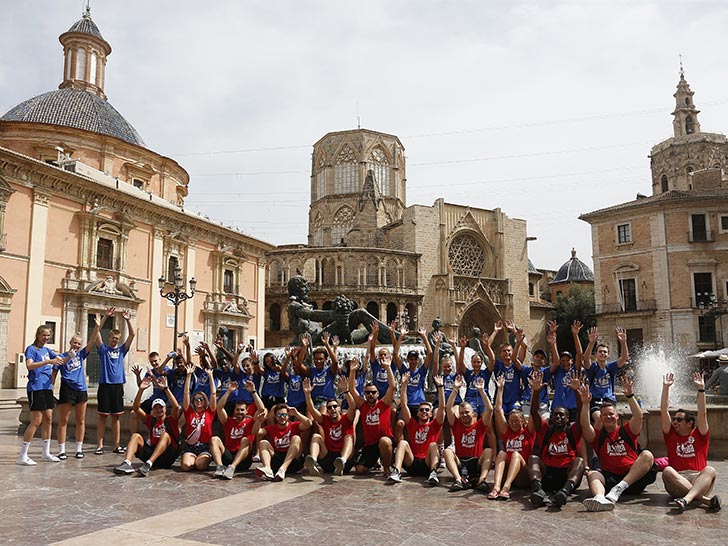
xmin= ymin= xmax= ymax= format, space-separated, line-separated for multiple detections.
xmin=57 ymin=453 xmax=68 ymax=460
xmin=112 ymin=446 xmax=127 ymax=454
xmin=487 ymin=489 xmax=500 ymax=500
xmin=75 ymin=452 xmax=85 ymax=459
xmin=498 ymin=490 xmax=511 ymax=501
xmin=94 ymin=447 xmax=104 ymax=455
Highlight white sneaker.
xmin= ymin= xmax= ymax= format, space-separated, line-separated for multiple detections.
xmin=583 ymin=494 xmax=615 ymax=512
xmin=42 ymin=453 xmax=61 ymax=462
xmin=274 ymin=468 xmax=286 ymax=482
xmin=17 ymin=455 xmax=37 ymax=466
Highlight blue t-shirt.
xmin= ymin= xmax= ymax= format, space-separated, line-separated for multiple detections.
xmin=231 ymin=372 xmax=261 ymax=404
xmin=214 ymin=368 xmax=235 ymax=399
xmin=193 ymin=368 xmax=217 ymax=399
xmin=167 ymin=367 xmax=195 ymax=404
xmin=587 ymin=360 xmax=619 ymax=402
xmin=520 ymin=365 xmax=549 ymax=406
xmin=369 ymin=359 xmax=391 ymax=397
xmin=442 ymin=372 xmax=462 ymax=404
xmin=342 ymin=370 xmax=365 ymax=410
xmin=55 ymin=348 xmax=88 ymax=391
xmin=98 ymin=343 xmax=128 ymax=384
xmin=25 ymin=344 xmax=56 ymax=391
xmin=403 ymin=364 xmax=428 ymax=405
xmin=261 ymin=368 xmax=285 ymax=398
xmin=544 ymin=366 xmax=577 ymax=410
xmin=465 ymin=368 xmax=491 ymax=408
xmin=143 ymin=366 xmax=170 ymax=405
xmin=310 ymin=365 xmax=336 ymax=400
xmin=287 ymin=373 xmax=305 ymax=407
xmin=493 ymin=360 xmax=522 ymax=412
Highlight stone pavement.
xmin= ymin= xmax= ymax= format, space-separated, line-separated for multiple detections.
xmin=1 ymin=410 xmax=727 ymax=546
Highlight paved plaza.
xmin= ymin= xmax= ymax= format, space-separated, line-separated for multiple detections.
xmin=1 ymin=409 xmax=727 ymax=546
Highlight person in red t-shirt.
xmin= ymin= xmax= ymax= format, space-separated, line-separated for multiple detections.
xmin=114 ymin=375 xmax=180 ymax=476
xmin=180 ymin=363 xmax=217 ymax=472
xmin=661 ymin=372 xmax=721 ymax=512
xmin=527 ymin=369 xmax=586 ymax=507
xmin=210 ymin=380 xmax=265 ymax=480
xmin=304 ymin=375 xmax=356 ymax=476
xmin=580 ymin=375 xmax=656 ymax=511
xmin=490 ymin=374 xmax=536 ymax=500
xmin=388 ymin=374 xmax=445 ymax=486
xmin=349 ymin=358 xmax=396 ymax=475
xmin=253 ymin=402 xmax=312 ymax=481
xmin=444 ymin=374 xmax=493 ymax=492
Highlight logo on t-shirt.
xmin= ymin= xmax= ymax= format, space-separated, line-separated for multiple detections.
xmin=312 ymin=373 xmax=326 ymax=387
xmin=594 ymin=373 xmax=611 ymax=388
xmin=275 ymin=430 xmax=292 ymax=450
xmin=151 ymin=421 xmax=167 ymax=439
xmin=366 ymin=407 xmax=381 ymax=426
xmin=548 ymin=437 xmax=570 ymax=456
xmin=461 ymin=429 xmax=477 ymax=449
xmin=230 ymin=424 xmax=246 ymax=439
xmin=415 ymin=426 xmax=431 ymax=445
xmin=67 ymin=356 xmax=82 ymax=372
xmin=676 ymin=436 xmax=696 ymax=458
xmin=329 ymin=424 xmax=343 ymax=441
xmin=606 ymin=439 xmax=628 ymax=457
xmin=506 ymin=434 xmax=524 ymax=452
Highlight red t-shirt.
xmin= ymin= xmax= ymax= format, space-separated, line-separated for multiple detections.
xmin=664 ymin=427 xmax=710 ymax=471
xmin=183 ymin=407 xmax=215 ymax=444
xmin=263 ymin=422 xmax=302 ymax=452
xmin=145 ymin=414 xmax=178 ymax=448
xmin=321 ymin=414 xmax=353 ymax=453
xmin=592 ymin=422 xmax=640 ymax=475
xmin=406 ymin=419 xmax=443 ymax=459
xmin=537 ymin=421 xmax=582 ymax=468
xmin=451 ymin=419 xmax=488 ymax=458
xmin=503 ymin=426 xmax=534 ymax=462
xmin=360 ymin=400 xmax=392 ymax=447
xmin=223 ymin=416 xmax=254 ymax=452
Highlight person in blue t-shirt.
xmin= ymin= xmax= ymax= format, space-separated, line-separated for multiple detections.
xmin=583 ymin=325 xmax=629 ymax=421
xmin=369 ymin=321 xmax=396 ymax=397
xmin=295 ymin=332 xmax=339 ymax=408
xmin=93 ymin=307 xmax=135 ymax=455
xmin=259 ymin=351 xmax=288 ymax=408
xmin=52 ymin=333 xmax=94 ymax=459
xmin=542 ymin=320 xmax=583 ymax=423
xmin=485 ymin=321 xmax=524 ymax=414
xmin=18 ymin=324 xmax=65 ymax=465
xmin=393 ymin=327 xmax=433 ymax=443
xmin=286 ymin=346 xmax=307 ymax=412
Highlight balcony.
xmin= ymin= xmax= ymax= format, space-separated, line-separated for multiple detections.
xmin=267 ymin=282 xmax=420 ymax=298
xmin=595 ymin=300 xmax=657 ymax=314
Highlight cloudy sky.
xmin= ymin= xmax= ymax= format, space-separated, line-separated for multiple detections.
xmin=3 ymin=0 xmax=728 ymax=270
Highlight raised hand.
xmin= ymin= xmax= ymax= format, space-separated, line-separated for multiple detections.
xmin=417 ymin=327 xmax=427 ymax=338
xmin=336 ymin=375 xmax=348 ymax=392
xmin=122 ymin=309 xmax=131 ymax=321
xmin=154 ymin=375 xmax=168 ymax=391
xmin=474 ymin=377 xmax=485 ymax=391
xmin=588 ymin=327 xmax=599 ymax=343
xmin=131 ymin=364 xmax=143 ymax=377
xmin=243 ymin=380 xmax=256 ymax=392
xmin=400 ymin=372 xmax=411 ymax=387
xmin=254 ymin=407 xmax=267 ymax=421
xmin=140 ymin=375 xmax=153 ymax=389
xmin=105 ymin=307 xmax=116 ymax=317
xmin=372 ymin=321 xmax=379 ymax=337
xmin=493 ymin=320 xmax=504 ymax=333
xmin=185 ymin=362 xmax=195 ymax=374
xmin=616 ymin=327 xmax=627 ymax=343
xmin=459 ymin=335 xmax=468 ymax=348
xmin=494 ymin=374 xmax=505 ymax=390
xmin=515 ymin=327 xmax=525 ymax=343
xmin=622 ymin=374 xmax=634 ymax=397
xmin=301 ymin=333 xmax=311 ymax=348
xmin=578 ymin=383 xmax=591 ymax=404
xmin=663 ymin=372 xmax=675 ymax=388
xmin=349 ymin=359 xmax=360 ymax=373
xmin=302 ymin=377 xmax=313 ymax=394
xmin=433 ymin=375 xmax=444 ymax=388
xmin=567 ymin=369 xmax=581 ymax=392
xmin=693 ymin=371 xmax=705 ymax=391
xmin=453 ymin=374 xmax=464 ymax=390
xmin=529 ymin=369 xmax=544 ymax=393
xmin=547 ymin=320 xmax=558 ymax=334
xmin=228 ymin=381 xmax=239 ymax=392
xmin=572 ymin=320 xmax=582 ymax=335
xmin=505 ymin=319 xmax=516 ymax=332
xmin=321 ymin=331 xmax=330 ymax=345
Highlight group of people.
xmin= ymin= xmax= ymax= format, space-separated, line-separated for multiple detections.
xmin=19 ymin=311 xmax=722 ymax=513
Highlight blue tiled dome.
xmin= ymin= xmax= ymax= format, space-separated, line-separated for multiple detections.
xmin=551 ymin=249 xmax=594 ymax=284
xmin=1 ymin=88 xmax=145 ymax=147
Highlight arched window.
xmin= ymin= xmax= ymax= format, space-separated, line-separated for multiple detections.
xmin=89 ymin=51 xmax=98 ymax=85
xmin=405 ymin=303 xmax=417 ymax=329
xmin=386 ymin=302 xmax=398 ymax=324
xmin=269 ymin=303 xmax=281 ymax=331
xmin=366 ymin=301 xmax=380 ymax=319
xmin=315 ymin=154 xmax=326 ymax=200
xmin=368 ymin=146 xmax=391 ymax=196
xmin=96 ymin=237 xmax=114 ymax=270
xmin=448 ymin=233 xmax=486 ymax=276
xmin=334 ymin=145 xmax=358 ymax=194
xmin=75 ymin=48 xmax=86 ymax=80
xmin=331 ymin=206 xmax=354 ymax=245
xmin=686 ymin=116 xmax=694 ymax=134
xmin=167 ymin=255 xmax=179 ymax=281
xmin=311 ymin=212 xmax=323 ymax=246
xmin=660 ymin=174 xmax=668 ymax=192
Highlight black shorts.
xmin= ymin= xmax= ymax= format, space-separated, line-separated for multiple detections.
xmin=602 ymin=466 xmax=658 ymax=495
xmin=97 ymin=383 xmax=125 ymax=415
xmin=139 ymin=442 xmax=177 ymax=469
xmin=222 ymin=448 xmax=253 ymax=470
xmin=58 ymin=382 xmax=88 ymax=405
xmin=181 ymin=442 xmax=211 ymax=457
xmin=459 ymin=456 xmax=480 ymax=481
xmin=271 ymin=451 xmax=303 ymax=473
xmin=542 ymin=465 xmax=570 ymax=492
xmin=357 ymin=443 xmax=384 ymax=469
xmin=28 ymin=389 xmax=55 ymax=411
xmin=405 ymin=457 xmax=431 ymax=477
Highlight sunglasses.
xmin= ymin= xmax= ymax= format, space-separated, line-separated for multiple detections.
xmin=365 ymin=391 xmax=378 ymax=395
xmin=418 ymin=407 xmax=431 ymax=412
xmin=672 ymin=417 xmax=687 ymax=423
xmin=327 ymin=405 xmax=339 ymax=410
xmin=193 ymin=397 xmax=205 ymax=402
xmin=276 ymin=413 xmax=289 ymax=418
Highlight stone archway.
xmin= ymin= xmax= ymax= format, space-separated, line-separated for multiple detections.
xmin=458 ymin=300 xmax=498 ymax=339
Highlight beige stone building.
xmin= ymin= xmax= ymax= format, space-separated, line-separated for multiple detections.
xmin=581 ymin=71 xmax=728 ymax=352
xmin=265 ymin=128 xmax=554 ymax=349
xmin=0 ymin=10 xmax=273 ymax=388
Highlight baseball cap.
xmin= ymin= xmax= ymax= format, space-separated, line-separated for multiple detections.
xmin=534 ymin=349 xmax=547 ymax=358
xmin=151 ymin=398 xmax=166 ymax=408
xmin=407 ymin=350 xmax=419 ymax=359
xmin=560 ymin=351 xmax=572 ymax=358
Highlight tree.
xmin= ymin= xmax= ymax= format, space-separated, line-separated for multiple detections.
xmin=552 ymin=286 xmax=596 ymax=355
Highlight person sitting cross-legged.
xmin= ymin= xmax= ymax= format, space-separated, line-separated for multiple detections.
xmin=253 ymin=402 xmax=312 ymax=482
xmin=210 ymin=380 xmax=265 ymax=480
xmin=661 ymin=372 xmax=721 ymax=512
xmin=304 ymin=375 xmax=356 ymax=476
xmin=388 ymin=373 xmax=446 ymax=486
xmin=580 ymin=375 xmax=656 ymax=511
xmin=115 ymin=375 xmax=180 ymax=476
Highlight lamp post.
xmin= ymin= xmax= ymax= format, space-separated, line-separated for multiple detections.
xmin=159 ymin=266 xmax=196 ymax=351
xmin=698 ymin=292 xmax=728 ymax=350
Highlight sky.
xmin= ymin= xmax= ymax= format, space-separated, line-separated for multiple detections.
xmin=3 ymin=0 xmax=728 ymax=271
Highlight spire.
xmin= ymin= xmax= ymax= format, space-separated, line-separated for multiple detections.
xmin=58 ymin=6 xmax=112 ymax=99
xmin=671 ymin=63 xmax=701 ymax=138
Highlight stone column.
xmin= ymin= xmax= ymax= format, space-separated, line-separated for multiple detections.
xmin=149 ymin=229 xmax=164 ymax=352
xmin=23 ymin=189 xmax=51 ymax=342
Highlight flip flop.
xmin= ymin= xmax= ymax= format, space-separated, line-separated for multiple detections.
xmin=487 ymin=489 xmax=500 ymax=500
xmin=94 ymin=447 xmax=104 ymax=455
xmin=498 ymin=490 xmax=511 ymax=501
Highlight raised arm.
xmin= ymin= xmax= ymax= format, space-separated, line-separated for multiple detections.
xmin=475 ymin=377 xmax=493 ymax=425
xmin=621 ymin=374 xmax=642 ymax=435
xmin=693 ymin=371 xmax=709 ymax=435
xmin=86 ymin=314 xmax=101 ymax=353
xmin=216 ymin=381 xmax=235 ymax=424
xmin=95 ymin=307 xmax=114 ymax=349
xmin=582 ymin=327 xmax=598 ymax=370
xmin=512 ymin=326 xmax=525 ymax=371
xmin=381 ymin=360 xmax=397 ymax=406
xmin=296 ymin=334 xmax=312 ymax=377
xmin=348 ymin=360 xmax=365 ymax=408
xmin=433 ymin=375 xmax=446 ymax=424
xmin=660 ymin=372 xmax=674 ymax=435
xmin=571 ymin=321 xmax=584 ymax=371
xmin=132 ymin=375 xmax=153 ymax=420
xmin=303 ymin=378 xmax=322 ymax=423
xmin=207 ymin=367 xmax=217 ymax=412
xmin=215 ymin=338 xmax=235 ymax=364
xmin=321 ymin=332 xmax=339 ymax=374
xmin=493 ymin=374 xmax=507 ymax=435
xmin=288 ymin=405 xmax=312 ymax=430
xmin=528 ymin=369 xmax=545 ymax=433
xmin=615 ymin=327 xmax=629 ymax=368
xmin=547 ymin=321 xmax=559 ymax=373
xmin=131 ymin=364 xmax=144 ymax=388
xmin=446 ymin=374 xmax=464 ymax=426
xmin=369 ymin=322 xmax=379 ymax=365
xmin=390 ymin=321 xmax=404 ymax=372
xmin=182 ymin=362 xmax=194 ymax=411
xmin=156 ymin=375 xmax=180 ymax=420
xmin=483 ymin=323 xmax=499 ymax=371
xmin=399 ymin=372 xmax=411 ymax=424
xmin=577 ymin=382 xmax=595 ymax=443
xmin=419 ymin=327 xmax=434 ymax=373
xmin=250 ymin=405 xmax=268 ymax=439
xmin=456 ymin=336 xmax=468 ymax=376
xmin=122 ymin=310 xmax=136 ymax=353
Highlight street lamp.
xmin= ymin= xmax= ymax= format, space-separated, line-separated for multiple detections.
xmin=698 ymin=292 xmax=728 ymax=350
xmin=159 ymin=266 xmax=196 ymax=351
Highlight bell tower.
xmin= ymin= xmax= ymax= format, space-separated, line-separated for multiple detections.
xmin=672 ymin=66 xmax=701 ymax=138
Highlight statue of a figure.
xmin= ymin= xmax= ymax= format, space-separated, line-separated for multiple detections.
xmin=468 ymin=326 xmax=488 ymax=364
xmin=428 ymin=317 xmax=454 ymax=356
xmin=215 ymin=325 xmax=230 ymax=361
xmin=286 ymin=275 xmax=407 ymax=346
